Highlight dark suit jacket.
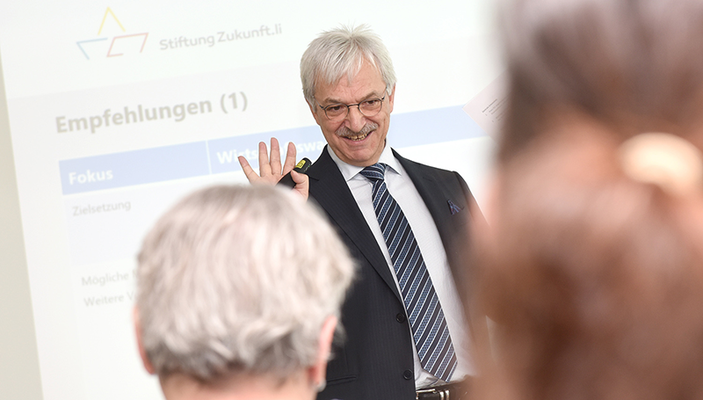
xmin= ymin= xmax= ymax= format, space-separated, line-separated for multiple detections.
xmin=309 ymin=146 xmax=479 ymax=400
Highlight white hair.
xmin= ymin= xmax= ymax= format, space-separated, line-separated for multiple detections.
xmin=300 ymin=24 xmax=396 ymax=106
xmin=135 ymin=185 xmax=355 ymax=380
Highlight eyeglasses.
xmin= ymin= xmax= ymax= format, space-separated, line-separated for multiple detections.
xmin=318 ymin=94 xmax=386 ymax=121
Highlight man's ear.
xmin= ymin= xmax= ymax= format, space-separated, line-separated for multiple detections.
xmin=133 ymin=307 xmax=156 ymax=375
xmin=308 ymin=315 xmax=338 ymax=391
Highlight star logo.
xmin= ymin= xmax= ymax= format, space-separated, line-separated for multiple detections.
xmin=76 ymin=7 xmax=148 ymax=60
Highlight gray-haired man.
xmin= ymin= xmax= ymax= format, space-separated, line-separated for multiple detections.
xmin=134 ymin=185 xmax=355 ymax=400
xmin=239 ymin=26 xmax=481 ymax=400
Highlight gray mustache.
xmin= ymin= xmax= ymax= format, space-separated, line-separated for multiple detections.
xmin=335 ymin=122 xmax=379 ymax=137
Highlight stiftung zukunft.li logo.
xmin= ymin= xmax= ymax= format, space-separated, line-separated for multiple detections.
xmin=158 ymin=24 xmax=283 ymax=52
xmin=76 ymin=7 xmax=148 ymax=60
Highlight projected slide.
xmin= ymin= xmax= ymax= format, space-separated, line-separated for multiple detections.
xmin=0 ymin=1 xmax=501 ymax=399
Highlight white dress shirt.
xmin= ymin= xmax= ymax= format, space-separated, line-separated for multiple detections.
xmin=328 ymin=145 xmax=475 ymax=388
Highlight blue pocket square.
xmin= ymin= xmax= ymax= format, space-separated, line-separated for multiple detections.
xmin=447 ymin=199 xmax=462 ymax=215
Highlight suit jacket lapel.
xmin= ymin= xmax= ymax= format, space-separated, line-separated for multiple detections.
xmin=393 ymin=149 xmax=472 ymax=279
xmin=308 ymin=147 xmax=402 ymax=302
xmin=396 ymin=151 xmax=490 ymax=341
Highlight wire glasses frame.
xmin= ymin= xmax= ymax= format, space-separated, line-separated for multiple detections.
xmin=318 ymin=94 xmax=387 ymax=121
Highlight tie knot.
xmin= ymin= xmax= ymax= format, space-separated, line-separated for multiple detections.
xmin=360 ymin=163 xmax=386 ymax=182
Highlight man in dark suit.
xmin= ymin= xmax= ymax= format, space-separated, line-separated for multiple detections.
xmin=239 ymin=25 xmax=480 ymax=400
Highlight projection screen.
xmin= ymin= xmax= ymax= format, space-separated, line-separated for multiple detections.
xmin=0 ymin=1 xmax=504 ymax=399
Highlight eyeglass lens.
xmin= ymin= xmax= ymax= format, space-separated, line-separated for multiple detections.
xmin=324 ymin=97 xmax=384 ymax=120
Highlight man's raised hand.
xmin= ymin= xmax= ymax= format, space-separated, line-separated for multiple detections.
xmin=238 ymin=138 xmax=309 ymax=199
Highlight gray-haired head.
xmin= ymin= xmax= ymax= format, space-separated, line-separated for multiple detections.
xmin=300 ymin=24 xmax=396 ymax=107
xmin=497 ymin=0 xmax=703 ymax=163
xmin=135 ymin=185 xmax=355 ymax=381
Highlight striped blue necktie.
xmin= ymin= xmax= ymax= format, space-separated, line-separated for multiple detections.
xmin=360 ymin=163 xmax=457 ymax=382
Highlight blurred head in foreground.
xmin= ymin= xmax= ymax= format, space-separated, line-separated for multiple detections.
xmin=472 ymin=0 xmax=703 ymax=399
xmin=475 ymin=129 xmax=703 ymax=400
xmin=133 ymin=185 xmax=355 ymax=400
xmin=497 ymin=0 xmax=703 ymax=163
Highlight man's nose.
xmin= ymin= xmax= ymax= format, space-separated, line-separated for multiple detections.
xmin=345 ymin=105 xmax=366 ymax=131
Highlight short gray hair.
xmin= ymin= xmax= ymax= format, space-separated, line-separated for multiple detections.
xmin=135 ymin=185 xmax=355 ymax=380
xmin=300 ymin=24 xmax=396 ymax=106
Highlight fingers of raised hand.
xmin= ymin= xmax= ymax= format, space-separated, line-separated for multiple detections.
xmin=282 ymin=142 xmax=298 ymax=175
xmin=238 ymin=155 xmax=261 ymax=183
xmin=269 ymin=138 xmax=283 ymax=176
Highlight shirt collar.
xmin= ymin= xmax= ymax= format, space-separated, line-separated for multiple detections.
xmin=327 ymin=144 xmax=401 ymax=182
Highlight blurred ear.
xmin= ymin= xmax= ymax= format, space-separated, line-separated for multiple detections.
xmin=308 ymin=315 xmax=337 ymax=391
xmin=133 ymin=307 xmax=156 ymax=375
